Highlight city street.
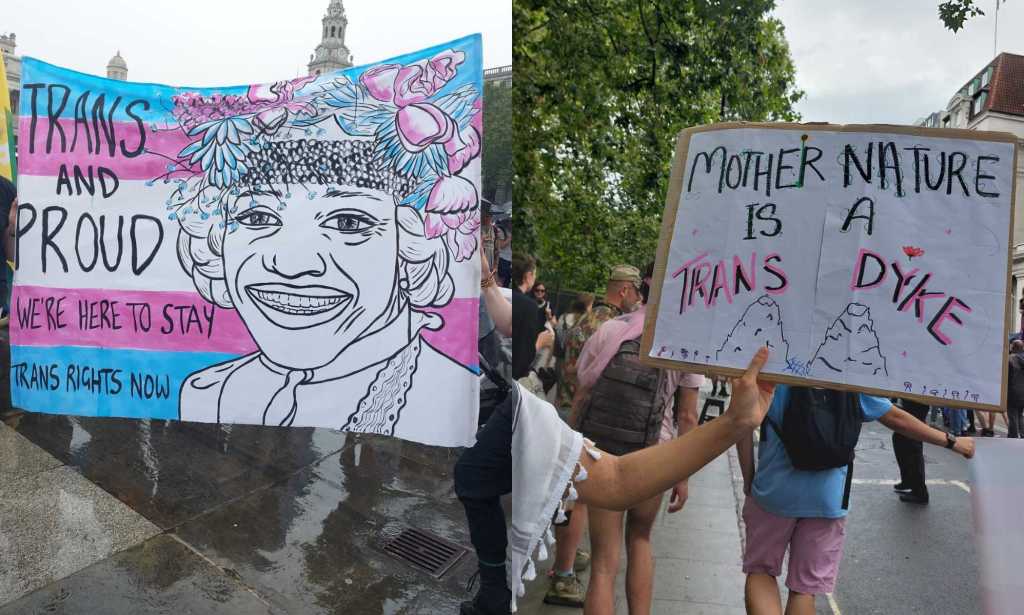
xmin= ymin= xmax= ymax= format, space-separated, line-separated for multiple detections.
xmin=522 ymin=385 xmax=984 ymax=615
xmin=832 ymin=420 xmax=980 ymax=615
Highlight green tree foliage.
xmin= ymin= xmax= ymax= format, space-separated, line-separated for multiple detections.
xmin=482 ymin=80 xmax=512 ymax=203
xmin=938 ymin=0 xmax=985 ymax=32
xmin=514 ymin=1 xmax=804 ymax=293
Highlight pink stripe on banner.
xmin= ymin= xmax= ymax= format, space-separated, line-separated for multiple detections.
xmin=422 ymin=298 xmax=479 ymax=369
xmin=11 ymin=286 xmax=257 ymax=354
xmin=18 ymin=118 xmax=194 ymax=180
xmin=12 ymin=285 xmax=478 ymax=368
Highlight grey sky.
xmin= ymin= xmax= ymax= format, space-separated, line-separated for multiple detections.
xmin=3 ymin=0 xmax=511 ymax=86
xmin=774 ymin=0 xmax=1024 ymax=124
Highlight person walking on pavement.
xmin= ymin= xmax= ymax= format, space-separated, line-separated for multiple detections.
xmin=570 ymin=278 xmax=701 ymax=614
xmin=892 ymin=398 xmax=931 ymax=504
xmin=545 ymin=264 xmax=644 ymax=608
xmin=511 ymin=253 xmax=553 ymax=393
xmin=554 ymin=293 xmax=595 ymax=412
xmin=1007 ymin=340 xmax=1024 ymax=438
xmin=738 ymin=386 xmax=975 ymax=615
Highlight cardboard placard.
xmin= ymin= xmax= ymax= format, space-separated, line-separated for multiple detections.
xmin=641 ymin=122 xmax=1017 ymax=411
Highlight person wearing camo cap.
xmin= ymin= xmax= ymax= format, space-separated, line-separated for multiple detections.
xmin=544 ymin=263 xmax=644 ymax=607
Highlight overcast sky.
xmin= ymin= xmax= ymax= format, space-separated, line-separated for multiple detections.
xmin=3 ymin=0 xmax=510 ymax=87
xmin=774 ymin=0 xmax=1024 ymax=124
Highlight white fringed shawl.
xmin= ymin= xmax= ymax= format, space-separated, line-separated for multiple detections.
xmin=507 ymin=384 xmax=586 ymax=612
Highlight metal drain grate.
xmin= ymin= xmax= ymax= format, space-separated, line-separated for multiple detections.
xmin=383 ymin=528 xmax=468 ymax=578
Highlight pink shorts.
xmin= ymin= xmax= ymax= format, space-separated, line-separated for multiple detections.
xmin=741 ymin=496 xmax=847 ymax=595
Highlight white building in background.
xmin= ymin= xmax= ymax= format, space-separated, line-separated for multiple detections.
xmin=1 ymin=34 xmax=128 ymax=142
xmin=106 ymin=51 xmax=127 ymax=81
xmin=1 ymin=33 xmax=22 ymax=120
xmin=917 ymin=52 xmax=1024 ymax=334
xmin=308 ymin=0 xmax=354 ymax=76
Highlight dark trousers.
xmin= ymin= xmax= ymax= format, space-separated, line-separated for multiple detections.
xmin=455 ymin=387 xmax=515 ymax=589
xmin=1008 ymin=407 xmax=1023 ymax=438
xmin=893 ymin=402 xmax=930 ymax=496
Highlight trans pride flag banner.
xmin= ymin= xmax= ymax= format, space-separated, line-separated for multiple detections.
xmin=12 ymin=35 xmax=482 ymax=447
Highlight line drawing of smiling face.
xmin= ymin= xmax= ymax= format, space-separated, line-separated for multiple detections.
xmin=222 ymin=185 xmax=399 ymax=370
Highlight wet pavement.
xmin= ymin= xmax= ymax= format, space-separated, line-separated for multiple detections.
xmin=1 ymin=364 xmax=479 ymax=614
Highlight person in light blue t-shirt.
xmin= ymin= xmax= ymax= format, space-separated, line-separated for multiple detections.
xmin=737 ymin=384 xmax=976 ymax=615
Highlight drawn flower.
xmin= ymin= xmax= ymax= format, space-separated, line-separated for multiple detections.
xmin=395 ymin=103 xmax=456 ymax=153
xmin=426 ymin=174 xmax=477 ymax=217
xmin=178 ymin=117 xmax=255 ymax=188
xmin=387 ymin=50 xmax=466 ymax=107
xmin=361 ymin=63 xmax=402 ymax=103
xmin=393 ymin=61 xmax=441 ymax=107
xmin=428 ymin=50 xmax=466 ymax=89
xmin=902 ymin=245 xmax=925 ymax=260
xmin=253 ymin=107 xmax=289 ymax=135
xmin=422 ymin=174 xmax=479 ymax=261
xmin=445 ymin=125 xmax=480 ymax=175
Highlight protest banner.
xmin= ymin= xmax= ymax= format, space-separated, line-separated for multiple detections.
xmin=641 ymin=123 xmax=1017 ymax=411
xmin=12 ymin=35 xmax=483 ymax=446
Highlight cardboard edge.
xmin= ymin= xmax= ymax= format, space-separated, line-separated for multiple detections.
xmin=640 ymin=130 xmax=691 ymax=363
xmin=640 ymin=122 xmax=1017 ymax=412
xmin=640 ymin=356 xmax=1003 ymax=412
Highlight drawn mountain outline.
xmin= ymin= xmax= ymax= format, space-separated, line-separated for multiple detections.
xmin=810 ymin=302 xmax=888 ymax=377
xmin=716 ymin=295 xmax=790 ymax=363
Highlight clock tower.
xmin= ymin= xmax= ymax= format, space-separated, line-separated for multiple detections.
xmin=308 ymin=0 xmax=354 ymax=76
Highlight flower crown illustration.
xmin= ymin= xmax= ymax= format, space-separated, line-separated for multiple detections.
xmin=154 ymin=48 xmax=482 ymax=262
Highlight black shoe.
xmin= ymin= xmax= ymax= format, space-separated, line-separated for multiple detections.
xmin=893 ymin=483 xmax=913 ymax=493
xmin=899 ymin=492 xmax=929 ymax=505
xmin=966 ymin=426 xmax=977 ymax=434
xmin=982 ymin=429 xmax=995 ymax=437
xmin=460 ymin=591 xmax=511 ymax=615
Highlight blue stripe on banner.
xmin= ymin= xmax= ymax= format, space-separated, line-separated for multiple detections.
xmin=19 ymin=33 xmax=482 ymax=125
xmin=10 ymin=345 xmax=240 ymax=420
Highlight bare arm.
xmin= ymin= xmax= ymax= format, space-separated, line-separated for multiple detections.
xmin=480 ymin=249 xmax=511 ymax=336
xmin=878 ymin=406 xmax=975 ymax=458
xmin=482 ymin=284 xmax=511 ymax=336
xmin=675 ymin=386 xmax=699 ymax=435
xmin=736 ymin=431 xmax=755 ymax=495
xmin=574 ymin=348 xmax=774 ymax=511
xmin=667 ymin=386 xmax=700 ymax=512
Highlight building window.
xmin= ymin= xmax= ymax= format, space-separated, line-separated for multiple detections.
xmin=982 ymin=67 xmax=992 ymax=87
xmin=331 ymin=26 xmax=336 ymax=38
xmin=943 ymin=115 xmax=951 ymax=127
xmin=973 ymin=91 xmax=988 ymax=116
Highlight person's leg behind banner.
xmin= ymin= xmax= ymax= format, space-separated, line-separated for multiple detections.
xmin=582 ymin=505 xmax=624 ymax=614
xmin=455 ymin=394 xmax=514 ymax=615
xmin=1009 ymin=407 xmax=1022 ymax=438
xmin=623 ymin=493 xmax=662 ymax=615
xmin=546 ymin=504 xmax=587 ymax=607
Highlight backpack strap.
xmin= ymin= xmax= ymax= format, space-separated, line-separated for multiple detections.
xmin=842 ymin=459 xmax=854 ymax=510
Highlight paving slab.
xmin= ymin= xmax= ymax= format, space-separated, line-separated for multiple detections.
xmin=11 ymin=415 xmax=300 ymax=529
xmin=0 ymin=422 xmax=62 ymax=481
xmin=174 ymin=453 xmax=474 ymax=615
xmin=648 ymin=599 xmax=746 ymax=615
xmin=0 ymin=534 xmax=275 ymax=615
xmin=0 ymin=465 xmax=160 ymax=605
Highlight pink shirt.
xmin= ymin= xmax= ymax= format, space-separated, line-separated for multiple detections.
xmin=576 ymin=309 xmax=703 ymax=442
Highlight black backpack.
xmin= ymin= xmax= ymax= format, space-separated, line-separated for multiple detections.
xmin=761 ymin=387 xmax=863 ymax=509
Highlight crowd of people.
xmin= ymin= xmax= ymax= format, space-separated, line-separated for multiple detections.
xmin=456 ymin=227 xmax=984 ymax=615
